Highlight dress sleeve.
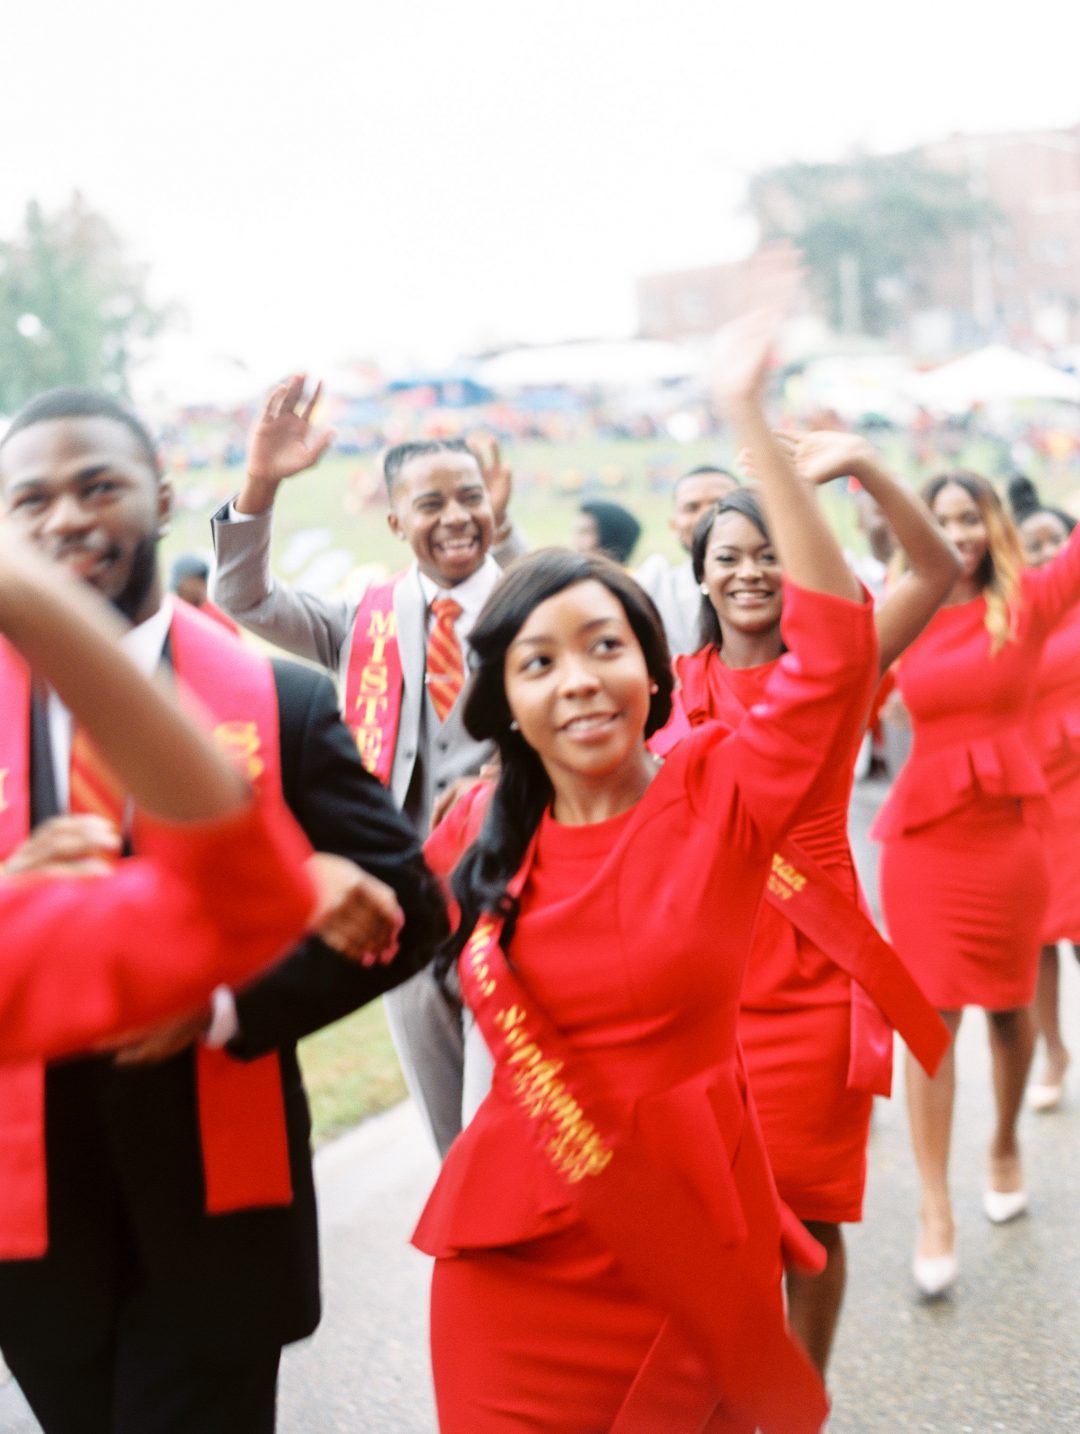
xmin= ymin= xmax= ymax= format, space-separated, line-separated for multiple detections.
xmin=0 ymin=796 xmax=314 ymax=1065
xmin=1023 ymin=522 xmax=1080 ymax=637
xmin=682 ymin=581 xmax=877 ymax=851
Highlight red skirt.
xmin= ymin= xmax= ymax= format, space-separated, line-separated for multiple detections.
xmin=430 ymin=1224 xmax=752 ymax=1433
xmin=740 ymin=1002 xmax=873 ymax=1224
xmin=1042 ymin=759 xmax=1080 ymax=942
xmin=879 ymin=799 xmax=1048 ymax=1011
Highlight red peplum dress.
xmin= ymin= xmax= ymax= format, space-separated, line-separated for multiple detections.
xmin=417 ymin=582 xmax=876 ymax=1434
xmin=874 ymin=528 xmax=1080 ymax=1010
xmin=0 ymin=797 xmax=313 ymax=1064
xmin=663 ymin=644 xmax=876 ymax=1224
xmin=1028 ymin=601 xmax=1080 ymax=943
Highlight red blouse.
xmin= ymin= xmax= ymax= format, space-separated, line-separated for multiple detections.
xmin=416 ymin=581 xmax=877 ymax=1256
xmin=0 ymin=796 xmax=313 ymax=1064
xmin=874 ymin=526 xmax=1080 ymax=842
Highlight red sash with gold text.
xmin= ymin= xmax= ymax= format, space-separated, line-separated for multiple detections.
xmin=0 ymin=603 xmax=291 ymax=1260
xmin=459 ymin=847 xmax=829 ymax=1434
xmin=343 ymin=577 xmax=405 ymax=785
xmin=656 ymin=653 xmax=948 ymax=1093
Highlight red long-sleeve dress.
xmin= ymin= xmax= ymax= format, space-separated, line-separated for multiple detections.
xmin=0 ymin=797 xmax=313 ymax=1064
xmin=1028 ymin=601 xmax=1080 ymax=942
xmin=663 ymin=646 xmax=876 ymax=1223
xmin=874 ymin=528 xmax=1080 ymax=1009
xmin=417 ymin=582 xmax=876 ymax=1434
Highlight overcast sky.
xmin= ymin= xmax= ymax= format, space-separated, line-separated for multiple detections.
xmin=3 ymin=0 xmax=1077 ymax=378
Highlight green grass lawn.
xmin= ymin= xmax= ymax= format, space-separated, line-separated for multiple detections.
xmin=298 ymin=999 xmax=406 ymax=1144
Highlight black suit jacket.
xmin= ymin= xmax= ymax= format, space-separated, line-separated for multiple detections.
xmin=0 ymin=655 xmax=446 ymax=1364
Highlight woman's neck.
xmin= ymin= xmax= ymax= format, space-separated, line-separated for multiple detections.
xmin=549 ymin=747 xmax=658 ymax=826
xmin=716 ymin=626 xmax=784 ymax=670
xmin=945 ymin=575 xmax=982 ymax=606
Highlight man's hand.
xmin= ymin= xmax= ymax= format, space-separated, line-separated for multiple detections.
xmin=236 ymin=374 xmax=336 ymax=515
xmin=307 ymin=852 xmax=404 ymax=966
xmin=3 ymin=814 xmax=120 ymax=878
xmin=111 ymin=1006 xmax=212 ymax=1066
xmin=469 ymin=433 xmax=512 ymax=531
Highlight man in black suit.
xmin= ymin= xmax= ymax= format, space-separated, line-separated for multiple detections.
xmin=0 ymin=389 xmax=447 ymax=1434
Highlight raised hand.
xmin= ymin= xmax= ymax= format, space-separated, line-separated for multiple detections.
xmin=793 ymin=431 xmax=877 ymax=487
xmin=239 ymin=374 xmax=336 ymax=513
xmin=711 ymin=243 xmax=803 ymax=409
xmin=468 ymin=433 xmax=512 ymax=530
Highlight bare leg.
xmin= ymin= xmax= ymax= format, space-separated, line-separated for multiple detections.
xmin=906 ymin=1010 xmax=962 ymax=1259
xmin=1032 ymin=944 xmax=1069 ymax=1091
xmin=786 ymin=1221 xmax=845 ymax=1377
xmin=986 ymin=1006 xmax=1035 ymax=1191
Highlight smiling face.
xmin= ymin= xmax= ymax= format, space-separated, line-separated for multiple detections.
xmin=930 ymin=481 xmax=989 ymax=583
xmin=701 ymin=509 xmax=784 ymax=640
xmin=671 ymin=471 xmax=737 ymax=552
xmin=503 ymin=579 xmax=652 ymax=796
xmin=1018 ymin=509 xmax=1070 ymax=568
xmin=0 ymin=414 xmax=170 ymax=623
xmin=387 ymin=450 xmax=494 ymax=586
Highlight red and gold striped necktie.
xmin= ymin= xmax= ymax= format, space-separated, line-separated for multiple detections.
xmin=426 ymin=596 xmax=465 ymax=723
xmin=68 ymin=726 xmax=126 ymax=833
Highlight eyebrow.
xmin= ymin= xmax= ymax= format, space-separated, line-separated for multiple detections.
xmin=8 ymin=462 xmax=115 ymax=495
xmin=511 ymin=616 xmax=621 ymax=648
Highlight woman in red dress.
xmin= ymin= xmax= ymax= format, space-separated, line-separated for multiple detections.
xmin=1007 ymin=477 xmax=1080 ymax=1112
xmin=874 ymin=471 xmax=1080 ymax=1295
xmin=655 ymin=430 xmax=957 ymax=1371
xmin=0 ymin=524 xmax=378 ymax=1063
xmin=417 ymin=262 xmax=878 ymax=1433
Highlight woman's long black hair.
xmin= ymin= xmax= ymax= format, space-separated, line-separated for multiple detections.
xmin=436 ymin=547 xmax=674 ymax=978
xmin=689 ymin=488 xmax=773 ymax=651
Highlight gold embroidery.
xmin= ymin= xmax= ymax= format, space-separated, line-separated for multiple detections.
xmin=212 ymin=722 xmax=264 ymax=782
xmin=768 ymin=851 xmax=806 ymax=902
xmin=352 ymin=610 xmax=398 ymax=774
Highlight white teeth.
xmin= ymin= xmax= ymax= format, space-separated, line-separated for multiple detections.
xmin=564 ymin=713 xmax=613 ymax=731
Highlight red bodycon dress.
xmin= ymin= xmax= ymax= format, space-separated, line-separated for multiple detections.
xmin=1029 ymin=601 xmax=1080 ymax=942
xmin=417 ymin=582 xmax=876 ymax=1433
xmin=0 ymin=797 xmax=313 ymax=1064
xmin=874 ymin=528 xmax=1080 ymax=1009
xmin=667 ymin=647 xmax=875 ymax=1224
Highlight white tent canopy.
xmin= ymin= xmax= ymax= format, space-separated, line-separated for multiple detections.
xmin=476 ymin=339 xmax=700 ymax=391
xmin=910 ymin=345 xmax=1080 ymax=412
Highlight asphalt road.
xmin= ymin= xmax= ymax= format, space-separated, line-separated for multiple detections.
xmin=3 ymin=769 xmax=1080 ymax=1432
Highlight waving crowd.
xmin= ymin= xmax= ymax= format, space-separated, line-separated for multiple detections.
xmin=1 ymin=248 xmax=1078 ymax=1432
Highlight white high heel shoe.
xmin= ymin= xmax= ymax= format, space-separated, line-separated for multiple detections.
xmin=912 ymin=1249 xmax=959 ymax=1298
xmin=983 ymin=1187 xmax=1028 ymax=1224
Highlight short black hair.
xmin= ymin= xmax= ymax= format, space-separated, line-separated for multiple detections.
xmin=578 ymin=499 xmax=642 ymax=565
xmin=675 ymin=464 xmax=738 ymax=497
xmin=383 ymin=438 xmax=478 ymax=498
xmin=0 ymin=387 xmax=162 ymax=480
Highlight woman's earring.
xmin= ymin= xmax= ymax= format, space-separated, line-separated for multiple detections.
xmin=699 ymin=583 xmax=709 ymax=595
xmin=509 ymin=719 xmax=520 ymax=732
xmin=649 ymin=681 xmax=659 ymax=695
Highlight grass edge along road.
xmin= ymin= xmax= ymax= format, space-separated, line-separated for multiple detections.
xmin=299 ymin=1000 xmax=406 ymax=1144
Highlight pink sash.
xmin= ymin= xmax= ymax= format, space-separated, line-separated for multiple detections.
xmin=0 ymin=604 xmax=292 ymax=1260
xmin=459 ymin=845 xmax=829 ymax=1434
xmin=343 ymin=577 xmax=406 ymax=785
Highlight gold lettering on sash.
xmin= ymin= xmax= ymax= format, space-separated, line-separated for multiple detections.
xmin=0 ymin=768 xmax=7 ymax=812
xmin=212 ymin=721 xmax=264 ymax=782
xmin=353 ymin=610 xmax=398 ymax=775
xmin=768 ymin=851 xmax=806 ymax=902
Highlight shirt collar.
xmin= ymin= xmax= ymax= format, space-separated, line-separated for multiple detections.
xmin=121 ymin=595 xmax=175 ymax=677
xmin=416 ymin=555 xmax=499 ymax=622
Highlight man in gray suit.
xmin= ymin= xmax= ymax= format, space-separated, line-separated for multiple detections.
xmin=211 ymin=374 xmax=524 ymax=1156
xmin=635 ymin=464 xmax=739 ymax=654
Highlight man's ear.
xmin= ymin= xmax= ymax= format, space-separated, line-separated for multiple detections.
xmin=157 ymin=478 xmax=175 ymax=538
xmin=387 ymin=510 xmax=406 ymax=542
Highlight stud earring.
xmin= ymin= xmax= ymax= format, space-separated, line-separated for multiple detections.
xmin=509 ymin=719 xmax=520 ymax=732
xmin=649 ymin=681 xmax=659 ymax=695
xmin=699 ymin=583 xmax=709 ymax=595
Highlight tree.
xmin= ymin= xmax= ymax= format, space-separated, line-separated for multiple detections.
xmin=0 ymin=193 xmax=172 ymax=413
xmin=748 ymin=151 xmax=995 ymax=337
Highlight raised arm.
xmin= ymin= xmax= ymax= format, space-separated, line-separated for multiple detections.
xmin=210 ymin=373 xmax=354 ymax=668
xmin=793 ymin=432 xmax=960 ymax=671
xmin=0 ymin=528 xmax=246 ymax=822
xmin=712 ymin=247 xmax=861 ymax=604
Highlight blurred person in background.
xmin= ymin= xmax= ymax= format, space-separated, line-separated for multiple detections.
xmin=572 ymin=497 xmax=642 ymax=566
xmin=1007 ymin=475 xmax=1080 ymax=1114
xmin=169 ymin=552 xmax=241 ymax=634
xmin=636 ymin=465 xmax=739 ymax=654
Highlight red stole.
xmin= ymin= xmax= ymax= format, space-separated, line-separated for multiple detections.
xmin=459 ymin=846 xmax=829 ymax=1434
xmin=0 ymin=602 xmax=291 ymax=1261
xmin=343 ymin=576 xmax=406 ymax=785
xmin=658 ymin=647 xmax=948 ymax=1094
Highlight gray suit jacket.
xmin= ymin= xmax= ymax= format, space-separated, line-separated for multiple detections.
xmin=211 ymin=504 xmax=521 ymax=831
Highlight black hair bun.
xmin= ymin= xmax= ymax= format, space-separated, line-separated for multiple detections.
xmin=1007 ymin=474 xmax=1041 ymax=520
